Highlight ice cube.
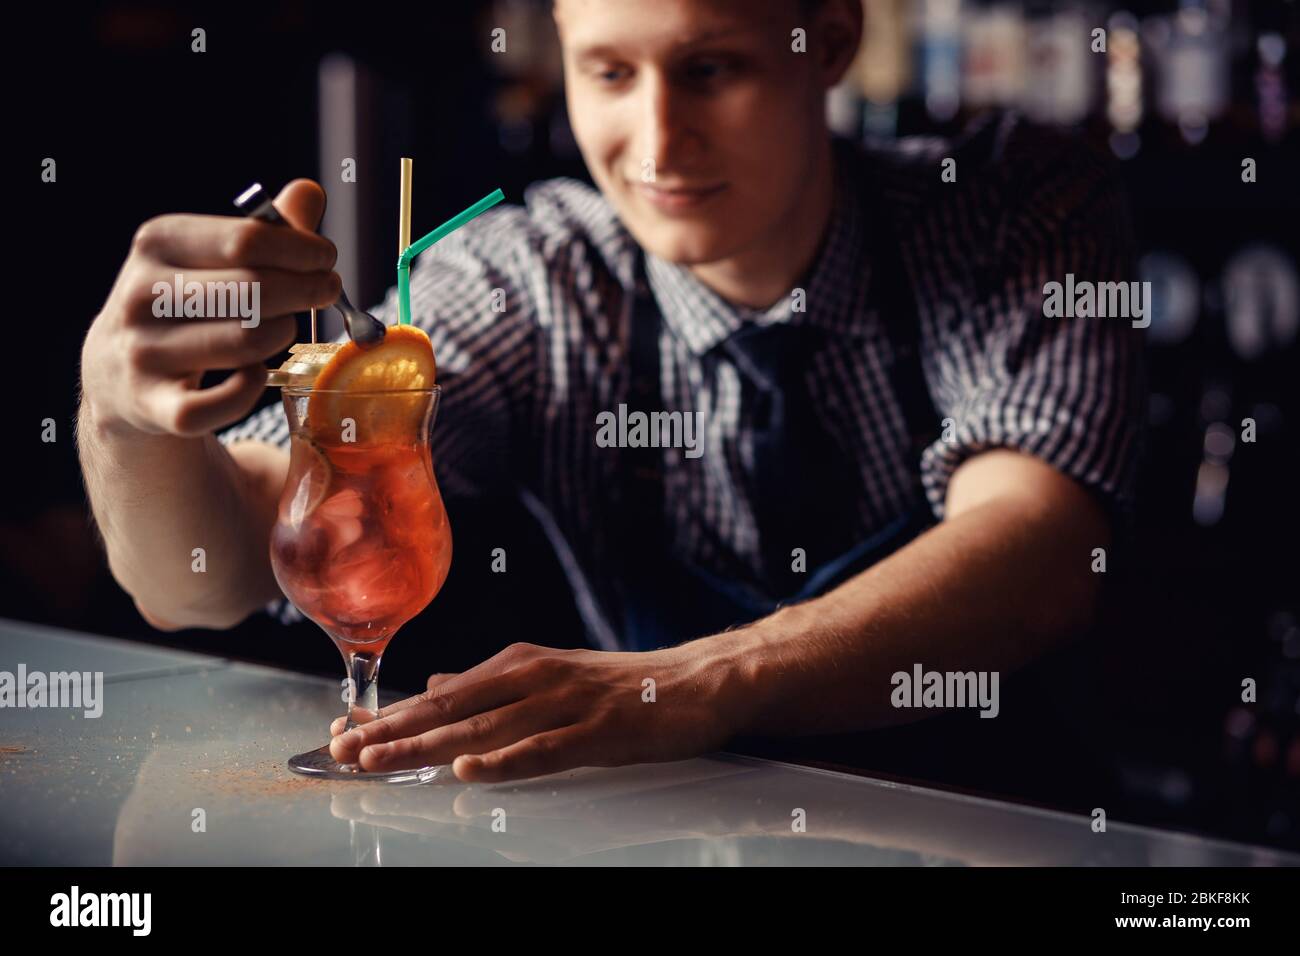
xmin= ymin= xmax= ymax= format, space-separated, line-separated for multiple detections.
xmin=318 ymin=488 xmax=364 ymax=520
xmin=324 ymin=548 xmax=413 ymax=623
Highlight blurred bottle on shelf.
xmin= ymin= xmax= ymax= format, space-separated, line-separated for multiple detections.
xmin=856 ymin=0 xmax=910 ymax=138
xmin=1023 ymin=1 xmax=1095 ymax=127
xmin=1147 ymin=2 xmax=1232 ymax=145
xmin=833 ymin=0 xmax=916 ymax=140
xmin=917 ymin=0 xmax=964 ymax=122
xmin=1139 ymin=250 xmax=1200 ymax=348
xmin=1255 ymin=32 xmax=1288 ymax=144
xmin=1105 ymin=10 xmax=1144 ymax=158
xmin=1223 ymin=244 xmax=1300 ymax=365
xmin=962 ymin=2 xmax=1026 ymax=111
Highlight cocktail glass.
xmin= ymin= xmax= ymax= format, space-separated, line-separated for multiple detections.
xmin=271 ymin=385 xmax=452 ymax=783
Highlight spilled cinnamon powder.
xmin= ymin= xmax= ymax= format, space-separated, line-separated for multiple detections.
xmin=189 ymin=759 xmax=321 ymax=798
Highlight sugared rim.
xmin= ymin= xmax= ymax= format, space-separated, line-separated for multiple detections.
xmin=282 ymin=385 xmax=440 ymax=398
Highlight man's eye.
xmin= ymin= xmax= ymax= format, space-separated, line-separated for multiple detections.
xmin=684 ymin=58 xmax=733 ymax=83
xmin=595 ymin=65 xmax=632 ymax=84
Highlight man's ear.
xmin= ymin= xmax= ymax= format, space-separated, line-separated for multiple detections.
xmin=811 ymin=0 xmax=865 ymax=89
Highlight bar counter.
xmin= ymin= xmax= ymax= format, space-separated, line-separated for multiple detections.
xmin=1 ymin=618 xmax=1293 ymax=867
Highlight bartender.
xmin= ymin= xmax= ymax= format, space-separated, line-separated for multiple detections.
xmin=78 ymin=0 xmax=1142 ymax=782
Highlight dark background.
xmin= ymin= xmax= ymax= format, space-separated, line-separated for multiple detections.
xmin=5 ymin=1 xmax=1298 ymax=851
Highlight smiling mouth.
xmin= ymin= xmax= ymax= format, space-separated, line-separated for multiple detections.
xmin=631 ymin=180 xmax=727 ymax=212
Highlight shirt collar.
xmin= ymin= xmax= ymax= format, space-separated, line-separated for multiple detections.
xmin=641 ymin=143 xmax=872 ymax=356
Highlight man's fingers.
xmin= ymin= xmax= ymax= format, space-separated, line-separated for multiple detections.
xmin=329 ymin=671 xmax=535 ymax=762
xmin=328 ymin=680 xmax=459 ymax=737
xmin=337 ymin=656 xmax=526 ymax=740
xmin=123 ymin=266 xmax=340 ymax=327
xmin=274 ymin=178 xmax=328 ymax=234
xmin=138 ymin=366 xmax=267 ymax=437
xmin=451 ymin=725 xmax=598 ymax=783
xmin=127 ymin=311 xmax=295 ymax=436
xmin=134 ymin=213 xmax=336 ymax=273
xmin=386 ymin=645 xmax=546 ymax=705
xmin=131 ymin=314 xmax=298 ymax=375
xmin=426 ymin=672 xmax=457 ymax=693
xmin=354 ymin=699 xmax=574 ymax=773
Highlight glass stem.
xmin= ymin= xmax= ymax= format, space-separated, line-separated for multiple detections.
xmin=342 ymin=650 xmax=382 ymax=732
xmin=349 ymin=819 xmax=383 ymax=867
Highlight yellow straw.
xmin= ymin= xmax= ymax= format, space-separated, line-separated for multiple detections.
xmin=399 ymin=158 xmax=413 ymax=259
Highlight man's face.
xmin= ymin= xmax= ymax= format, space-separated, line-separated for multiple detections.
xmin=555 ymin=0 xmax=834 ymax=266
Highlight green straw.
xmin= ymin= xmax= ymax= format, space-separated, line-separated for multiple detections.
xmin=397 ymin=188 xmax=505 ymax=325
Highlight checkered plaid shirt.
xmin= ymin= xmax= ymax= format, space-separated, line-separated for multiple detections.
xmin=221 ymin=110 xmax=1144 ymax=650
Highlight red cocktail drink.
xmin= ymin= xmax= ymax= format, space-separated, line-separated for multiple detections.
xmin=271 ymin=416 xmax=451 ymax=655
xmin=272 ymin=379 xmax=451 ymax=783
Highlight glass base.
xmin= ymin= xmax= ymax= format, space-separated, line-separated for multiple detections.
xmin=288 ymin=745 xmax=445 ymax=784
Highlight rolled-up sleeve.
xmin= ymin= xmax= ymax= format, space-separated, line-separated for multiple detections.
xmin=918 ymin=131 xmax=1146 ymax=522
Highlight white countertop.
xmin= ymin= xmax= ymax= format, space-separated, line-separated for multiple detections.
xmin=1 ymin=617 xmax=1294 ymax=866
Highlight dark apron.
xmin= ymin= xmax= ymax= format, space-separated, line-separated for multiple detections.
xmin=614 ymin=159 xmax=941 ymax=651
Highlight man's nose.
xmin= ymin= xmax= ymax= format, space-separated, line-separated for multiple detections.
xmin=636 ymin=72 xmax=697 ymax=180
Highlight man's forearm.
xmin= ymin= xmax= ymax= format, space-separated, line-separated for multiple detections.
xmin=77 ymin=397 xmax=285 ymax=629
xmin=707 ymin=492 xmax=1105 ymax=738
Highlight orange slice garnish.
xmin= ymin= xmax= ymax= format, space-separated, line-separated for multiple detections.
xmin=307 ymin=326 xmax=436 ymax=445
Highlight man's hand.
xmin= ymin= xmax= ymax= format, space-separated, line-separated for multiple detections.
xmin=328 ymin=640 xmax=757 ymax=783
xmin=81 ymin=179 xmax=339 ymax=438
